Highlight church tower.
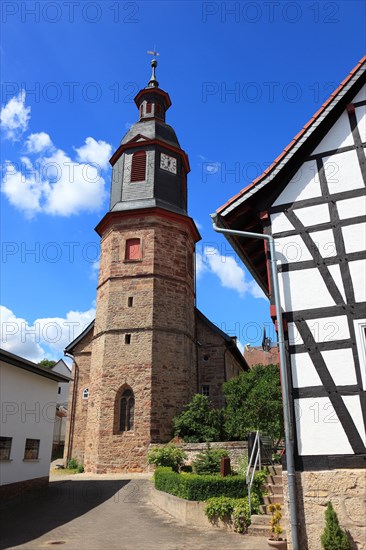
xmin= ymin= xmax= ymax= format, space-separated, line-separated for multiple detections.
xmin=83 ymin=59 xmax=201 ymax=472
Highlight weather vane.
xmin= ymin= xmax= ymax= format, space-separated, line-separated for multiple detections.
xmin=146 ymin=47 xmax=159 ymax=88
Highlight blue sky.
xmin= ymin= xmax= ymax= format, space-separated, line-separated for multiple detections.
xmin=1 ymin=0 xmax=365 ymax=362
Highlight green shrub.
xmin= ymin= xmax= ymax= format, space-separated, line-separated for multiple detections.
xmin=173 ymin=394 xmax=225 ymax=442
xmin=321 ymin=502 xmax=350 ymax=550
xmin=154 ymin=467 xmax=247 ymax=501
xmin=147 ymin=444 xmax=187 ymax=472
xmin=205 ymin=495 xmax=261 ymax=533
xmin=67 ymin=458 xmax=79 ymax=469
xmin=192 ymin=445 xmax=228 ymax=475
xmin=77 ymin=464 xmax=84 ymax=473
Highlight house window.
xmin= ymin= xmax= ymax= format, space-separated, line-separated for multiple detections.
xmin=0 ymin=437 xmax=12 ymax=460
xmin=354 ymin=319 xmax=366 ymax=390
xmin=131 ymin=150 xmax=146 ymax=182
xmin=201 ymin=385 xmax=210 ymax=396
xmin=128 ymin=296 xmax=134 ymax=307
xmin=125 ymin=334 xmax=131 ymax=344
xmin=146 ymin=102 xmax=152 ymax=114
xmin=125 ymin=238 xmax=141 ymax=261
xmin=82 ymin=388 xmax=89 ymax=399
xmin=119 ymin=389 xmax=135 ymax=432
xmin=24 ymin=438 xmax=40 ymax=460
xmin=58 ymin=387 xmax=61 ymax=395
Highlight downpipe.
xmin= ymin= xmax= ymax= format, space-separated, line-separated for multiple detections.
xmin=211 ymin=216 xmax=299 ymax=550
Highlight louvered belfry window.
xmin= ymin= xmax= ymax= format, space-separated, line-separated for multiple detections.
xmin=131 ymin=150 xmax=146 ymax=182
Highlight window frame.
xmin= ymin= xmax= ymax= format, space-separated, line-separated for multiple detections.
xmin=24 ymin=438 xmax=40 ymax=460
xmin=201 ymin=385 xmax=210 ymax=397
xmin=82 ymin=388 xmax=89 ymax=400
xmin=130 ymin=150 xmax=147 ymax=183
xmin=125 ymin=238 xmax=142 ymax=262
xmin=354 ymin=319 xmax=366 ymax=390
xmin=119 ymin=389 xmax=135 ymax=433
xmin=0 ymin=437 xmax=12 ymax=461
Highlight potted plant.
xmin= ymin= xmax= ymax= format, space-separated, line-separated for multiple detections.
xmin=267 ymin=503 xmax=287 ymax=549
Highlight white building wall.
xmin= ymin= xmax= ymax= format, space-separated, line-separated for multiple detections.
xmin=270 ymin=84 xmax=366 ymax=457
xmin=0 ymin=362 xmax=59 ymax=485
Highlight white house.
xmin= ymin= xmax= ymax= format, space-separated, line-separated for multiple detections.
xmin=50 ymin=359 xmax=71 ymax=456
xmin=0 ymin=349 xmax=70 ymax=498
xmin=215 ymin=56 xmax=366 ymax=549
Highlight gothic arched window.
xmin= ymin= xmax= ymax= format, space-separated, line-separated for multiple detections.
xmin=131 ymin=150 xmax=146 ymax=182
xmin=119 ymin=389 xmax=135 ymax=432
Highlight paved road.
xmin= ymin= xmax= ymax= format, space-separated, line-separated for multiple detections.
xmin=1 ymin=475 xmax=268 ymax=550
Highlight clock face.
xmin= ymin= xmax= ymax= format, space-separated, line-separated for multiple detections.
xmin=160 ymin=153 xmax=177 ymax=174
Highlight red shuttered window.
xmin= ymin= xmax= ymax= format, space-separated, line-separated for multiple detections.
xmin=125 ymin=238 xmax=141 ymax=261
xmin=131 ymin=150 xmax=146 ymax=182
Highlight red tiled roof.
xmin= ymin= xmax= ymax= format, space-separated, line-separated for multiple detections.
xmin=217 ymin=55 xmax=366 ymax=215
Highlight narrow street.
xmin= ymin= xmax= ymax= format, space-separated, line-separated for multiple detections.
xmin=1 ymin=475 xmax=269 ymax=550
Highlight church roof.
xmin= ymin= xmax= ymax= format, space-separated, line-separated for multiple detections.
xmin=195 ymin=308 xmax=249 ymax=371
xmin=120 ymin=120 xmax=180 ymax=148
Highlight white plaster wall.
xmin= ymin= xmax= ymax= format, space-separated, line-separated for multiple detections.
xmin=291 ymin=353 xmax=322 ymax=388
xmin=327 ymin=264 xmax=346 ymax=301
xmin=349 ymin=259 xmax=366 ymax=302
xmin=342 ymin=222 xmax=366 ymax=253
xmin=312 ymin=110 xmax=353 ymax=155
xmin=294 ymin=203 xmax=330 ymax=227
xmin=306 ymin=315 xmax=350 ymax=343
xmin=324 ymin=149 xmax=364 ymax=195
xmin=279 ymin=269 xmax=335 ymax=311
xmin=342 ymin=395 xmax=366 ymax=446
xmin=337 ymin=196 xmax=366 ymax=219
xmin=275 ymin=235 xmax=312 ymax=264
xmin=295 ymin=397 xmax=353 ymax=455
xmin=270 ymin=212 xmax=294 ymax=234
xmin=354 ymin=319 xmax=366 ymax=390
xmin=288 ymin=322 xmax=303 ymax=346
xmin=0 ymin=362 xmax=58 ymax=485
xmin=272 ymin=160 xmax=321 ymax=206
xmin=320 ymin=348 xmax=357 ymax=386
xmin=355 ymin=104 xmax=366 ymax=139
xmin=309 ymin=228 xmax=337 ymax=258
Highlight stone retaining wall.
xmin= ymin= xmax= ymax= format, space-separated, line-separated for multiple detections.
xmin=150 ymin=486 xmax=234 ymax=531
xmin=149 ymin=441 xmax=248 ymax=471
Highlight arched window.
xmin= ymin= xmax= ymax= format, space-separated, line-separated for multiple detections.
xmin=82 ymin=388 xmax=89 ymax=399
xmin=131 ymin=150 xmax=146 ymax=182
xmin=125 ymin=238 xmax=141 ymax=261
xmin=119 ymin=389 xmax=135 ymax=432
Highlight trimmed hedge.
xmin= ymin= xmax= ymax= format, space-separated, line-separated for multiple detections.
xmin=154 ymin=467 xmax=247 ymax=501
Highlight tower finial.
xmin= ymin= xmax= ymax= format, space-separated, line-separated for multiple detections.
xmin=147 ymin=49 xmax=160 ymax=88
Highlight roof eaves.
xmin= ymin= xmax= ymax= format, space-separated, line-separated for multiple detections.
xmin=0 ymin=348 xmax=71 ymax=383
xmin=64 ymin=320 xmax=95 ymax=354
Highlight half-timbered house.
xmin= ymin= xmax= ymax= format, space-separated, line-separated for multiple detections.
xmin=214 ymin=56 xmax=366 ymax=549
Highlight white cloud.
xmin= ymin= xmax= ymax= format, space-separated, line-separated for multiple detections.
xmin=75 ymin=137 xmax=112 ymax=170
xmin=0 ymin=305 xmax=95 ymax=362
xmin=90 ymin=259 xmax=100 ymax=280
xmin=25 ymin=132 xmax=53 ymax=153
xmin=195 ymin=250 xmax=207 ymax=280
xmin=200 ymin=246 xmax=267 ymax=300
xmin=1 ymin=92 xmax=112 ymax=217
xmin=2 ymin=161 xmax=42 ymax=218
xmin=0 ymin=90 xmax=31 ymax=141
xmin=2 ymin=146 xmax=109 ymax=217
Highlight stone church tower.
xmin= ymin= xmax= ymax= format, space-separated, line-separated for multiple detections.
xmin=64 ymin=60 xmax=247 ymax=472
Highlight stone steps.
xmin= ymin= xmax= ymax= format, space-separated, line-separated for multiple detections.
xmin=248 ymin=464 xmax=285 ymax=538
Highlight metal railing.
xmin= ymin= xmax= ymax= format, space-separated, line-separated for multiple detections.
xmin=246 ymin=430 xmax=261 ymax=516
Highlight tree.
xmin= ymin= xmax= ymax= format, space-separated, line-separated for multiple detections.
xmin=321 ymin=502 xmax=350 ymax=550
xmin=38 ymin=359 xmax=57 ymax=369
xmin=173 ymin=394 xmax=225 ymax=442
xmin=223 ymin=364 xmax=283 ymax=441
